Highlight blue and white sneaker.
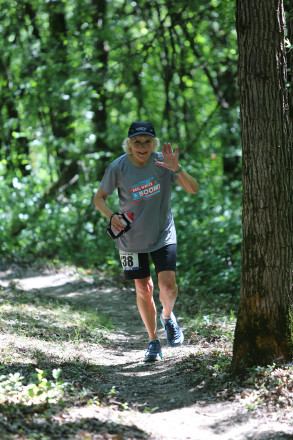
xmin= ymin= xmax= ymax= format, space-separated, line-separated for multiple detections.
xmin=144 ymin=339 xmax=163 ymax=362
xmin=160 ymin=312 xmax=184 ymax=347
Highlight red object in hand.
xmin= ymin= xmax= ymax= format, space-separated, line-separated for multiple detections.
xmin=107 ymin=212 xmax=134 ymax=239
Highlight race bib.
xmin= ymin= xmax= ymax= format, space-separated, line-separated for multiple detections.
xmin=119 ymin=251 xmax=139 ymax=271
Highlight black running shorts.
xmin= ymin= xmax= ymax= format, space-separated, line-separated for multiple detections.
xmin=119 ymin=244 xmax=177 ymax=280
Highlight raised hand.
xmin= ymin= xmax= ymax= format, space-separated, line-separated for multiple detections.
xmin=155 ymin=142 xmax=180 ymax=172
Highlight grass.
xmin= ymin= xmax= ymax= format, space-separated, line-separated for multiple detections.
xmin=0 ymin=267 xmax=293 ymax=439
xmin=0 ymin=279 xmax=141 ymax=439
xmin=180 ymin=312 xmax=293 ymax=425
xmin=0 ymin=282 xmax=112 ymax=344
xmin=0 ymin=281 xmax=114 ymax=403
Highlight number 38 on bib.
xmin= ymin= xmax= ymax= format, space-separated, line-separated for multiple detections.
xmin=119 ymin=251 xmax=139 ymax=271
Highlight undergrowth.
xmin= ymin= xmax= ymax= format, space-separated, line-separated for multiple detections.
xmin=0 ymin=266 xmax=292 ymax=439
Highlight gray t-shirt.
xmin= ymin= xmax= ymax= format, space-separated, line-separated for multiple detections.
xmin=100 ymin=152 xmax=179 ymax=253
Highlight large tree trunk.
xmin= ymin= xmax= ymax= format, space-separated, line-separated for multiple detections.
xmin=231 ymin=0 xmax=293 ymax=370
xmin=285 ymin=0 xmax=293 ymax=123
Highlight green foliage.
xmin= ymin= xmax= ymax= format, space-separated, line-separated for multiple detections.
xmin=185 ymin=310 xmax=237 ymax=352
xmin=242 ymin=364 xmax=293 ymax=411
xmin=0 ymin=149 xmax=242 ymax=304
xmin=0 ymin=277 xmax=292 ymax=437
xmin=0 ymin=0 xmax=241 ymax=307
xmin=0 ymin=281 xmax=113 ymax=343
xmin=0 ymin=151 xmax=242 ymax=303
xmin=0 ymin=368 xmax=67 ymax=404
xmin=174 ymin=154 xmax=242 ymax=306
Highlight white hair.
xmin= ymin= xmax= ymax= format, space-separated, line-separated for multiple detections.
xmin=122 ymin=137 xmax=160 ymax=153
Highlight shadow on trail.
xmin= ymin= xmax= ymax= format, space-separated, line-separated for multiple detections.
xmin=1 ymin=264 xmax=291 ymax=439
xmin=0 ymin=270 xmax=230 ymax=416
xmin=1 ymin=263 xmax=232 ymax=413
xmin=0 ymin=263 xmax=159 ymax=348
xmin=0 ymin=352 xmax=227 ymax=414
xmin=0 ymin=400 xmax=150 ymax=440
xmin=0 ymin=348 xmax=230 ymax=415
xmin=0 ymin=355 xmax=290 ymax=440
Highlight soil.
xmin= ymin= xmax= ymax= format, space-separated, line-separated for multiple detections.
xmin=0 ymin=262 xmax=292 ymax=440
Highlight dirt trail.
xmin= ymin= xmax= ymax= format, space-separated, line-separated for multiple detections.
xmin=0 ymin=263 xmax=292 ymax=440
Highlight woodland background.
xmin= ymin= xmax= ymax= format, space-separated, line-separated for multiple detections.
xmin=1 ymin=2 xmax=293 ymax=437
xmin=1 ymin=0 xmax=250 ymax=310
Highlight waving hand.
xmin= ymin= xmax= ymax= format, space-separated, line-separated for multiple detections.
xmin=155 ymin=143 xmax=180 ymax=172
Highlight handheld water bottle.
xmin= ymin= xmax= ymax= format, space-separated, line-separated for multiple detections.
xmin=107 ymin=212 xmax=134 ymax=239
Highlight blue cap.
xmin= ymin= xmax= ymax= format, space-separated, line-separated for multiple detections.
xmin=128 ymin=121 xmax=156 ymax=138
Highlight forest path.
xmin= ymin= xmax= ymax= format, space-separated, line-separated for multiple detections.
xmin=0 ymin=263 xmax=291 ymax=440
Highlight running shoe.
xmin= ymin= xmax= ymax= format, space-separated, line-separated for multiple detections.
xmin=160 ymin=312 xmax=184 ymax=347
xmin=144 ymin=339 xmax=162 ymax=362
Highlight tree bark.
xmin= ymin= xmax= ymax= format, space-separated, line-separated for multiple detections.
xmin=231 ymin=0 xmax=293 ymax=370
xmin=89 ymin=0 xmax=109 ymax=152
xmin=0 ymin=18 xmax=30 ymax=177
xmin=285 ymin=1 xmax=293 ymax=122
xmin=45 ymin=0 xmax=75 ymax=165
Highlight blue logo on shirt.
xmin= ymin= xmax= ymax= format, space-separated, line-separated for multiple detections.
xmin=129 ymin=177 xmax=160 ymax=202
